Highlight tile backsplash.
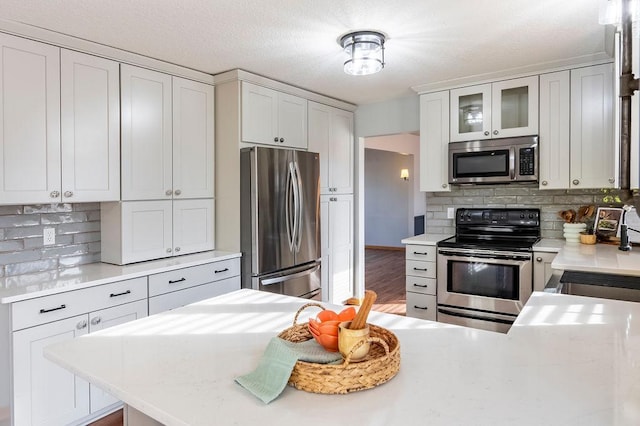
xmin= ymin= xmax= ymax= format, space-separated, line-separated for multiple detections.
xmin=425 ymin=183 xmax=626 ymax=239
xmin=0 ymin=203 xmax=100 ymax=278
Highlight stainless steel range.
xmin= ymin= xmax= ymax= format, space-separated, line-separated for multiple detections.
xmin=436 ymin=208 xmax=540 ymax=333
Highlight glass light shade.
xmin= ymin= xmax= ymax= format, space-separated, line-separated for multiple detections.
xmin=340 ymin=31 xmax=385 ymax=76
xmin=400 ymin=169 xmax=409 ymax=180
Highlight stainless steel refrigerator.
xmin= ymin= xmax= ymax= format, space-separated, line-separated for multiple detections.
xmin=240 ymin=146 xmax=321 ymax=299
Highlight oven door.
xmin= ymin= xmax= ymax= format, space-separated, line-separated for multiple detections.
xmin=437 ymin=248 xmax=532 ymax=316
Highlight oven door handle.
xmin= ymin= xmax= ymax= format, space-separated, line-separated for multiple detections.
xmin=437 ymin=307 xmax=516 ymax=325
xmin=438 ymin=250 xmax=530 ymax=261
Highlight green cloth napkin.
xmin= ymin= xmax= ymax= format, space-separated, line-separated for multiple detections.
xmin=235 ymin=337 xmax=342 ymax=403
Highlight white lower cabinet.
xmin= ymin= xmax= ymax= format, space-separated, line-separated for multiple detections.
xmin=320 ymin=194 xmax=354 ymax=304
xmin=533 ymin=251 xmax=561 ymax=292
xmin=404 ymin=244 xmax=437 ymax=321
xmin=101 ymin=199 xmax=215 ymax=265
xmin=11 ymin=279 xmax=148 ymax=426
xmin=148 ymin=258 xmax=241 ymax=314
xmin=12 ymin=315 xmax=90 ymax=426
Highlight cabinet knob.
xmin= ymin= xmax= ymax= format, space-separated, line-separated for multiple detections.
xmin=166 ymin=248 xmax=172 ymax=253
xmin=274 ymin=137 xmax=279 ymax=142
xmin=572 ymin=179 xmax=580 ymax=186
xmin=77 ymin=320 xmax=88 ymax=330
xmin=536 ymin=257 xmax=543 ymax=262
xmin=279 ymin=138 xmax=284 ymax=143
xmin=175 ymin=247 xmax=181 ymax=252
xmin=50 ymin=191 xmax=60 ymax=198
xmin=493 ymin=130 xmax=499 ymax=135
xmin=91 ymin=317 xmax=101 ymax=326
xmin=64 ymin=191 xmax=73 ymax=198
xmin=330 ymin=197 xmax=337 ymax=201
xmin=174 ymin=189 xmax=182 ymax=196
xmin=441 ymin=183 xmax=447 ymax=188
xmin=484 ymin=131 xmax=490 ymax=136
xmin=166 ymin=189 xmax=173 ymax=196
xmin=608 ymin=178 xmax=615 ymax=184
xmin=541 ymin=180 xmax=548 ymax=186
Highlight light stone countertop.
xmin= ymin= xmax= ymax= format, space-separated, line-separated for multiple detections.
xmin=401 ymin=233 xmax=452 ymax=246
xmin=551 ymin=242 xmax=640 ymax=276
xmin=0 ymin=251 xmax=241 ymax=304
xmin=533 ymin=238 xmax=565 ymax=252
xmin=44 ymin=289 xmax=640 ymax=426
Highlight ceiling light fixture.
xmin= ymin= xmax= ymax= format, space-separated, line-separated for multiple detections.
xmin=339 ymin=31 xmax=386 ymax=76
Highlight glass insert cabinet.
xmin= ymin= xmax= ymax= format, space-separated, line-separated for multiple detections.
xmin=450 ymin=76 xmax=539 ymax=142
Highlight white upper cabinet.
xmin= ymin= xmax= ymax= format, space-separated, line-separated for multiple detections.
xmin=419 ymin=91 xmax=450 ymax=192
xmin=121 ymin=65 xmax=173 ymax=201
xmin=61 ymin=50 xmax=120 ymax=202
xmin=570 ymin=63 xmax=615 ymax=189
xmin=0 ymin=33 xmax=61 ymax=205
xmin=101 ymin=198 xmax=215 ymax=265
xmin=121 ymin=66 xmax=214 ymax=201
xmin=450 ymin=76 xmax=538 ymax=142
xmin=450 ymin=84 xmax=491 ymax=142
xmin=172 ymin=77 xmax=215 ymax=199
xmin=539 ymin=71 xmax=571 ymax=189
xmin=241 ymin=82 xmax=308 ymax=149
xmin=308 ymin=102 xmax=354 ymax=194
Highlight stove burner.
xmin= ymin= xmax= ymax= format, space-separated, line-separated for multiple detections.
xmin=439 ymin=208 xmax=541 ymax=252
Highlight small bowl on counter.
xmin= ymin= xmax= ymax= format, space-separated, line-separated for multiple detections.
xmin=579 ymin=232 xmax=597 ymax=245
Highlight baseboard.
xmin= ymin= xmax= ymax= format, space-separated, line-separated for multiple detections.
xmin=365 ymin=245 xmax=404 ymax=251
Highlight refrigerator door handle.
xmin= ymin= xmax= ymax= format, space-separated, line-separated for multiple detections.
xmin=292 ymin=160 xmax=303 ymax=252
xmin=288 ymin=161 xmax=299 ymax=252
xmin=285 ymin=162 xmax=295 ymax=251
xmin=261 ymin=263 xmax=321 ymax=286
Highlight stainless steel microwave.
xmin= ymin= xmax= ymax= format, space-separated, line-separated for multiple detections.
xmin=448 ymin=136 xmax=538 ymax=184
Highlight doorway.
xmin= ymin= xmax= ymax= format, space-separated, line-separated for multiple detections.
xmin=363 ymin=133 xmax=424 ymax=315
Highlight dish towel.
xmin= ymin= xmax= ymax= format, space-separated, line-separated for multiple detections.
xmin=235 ymin=337 xmax=342 ymax=403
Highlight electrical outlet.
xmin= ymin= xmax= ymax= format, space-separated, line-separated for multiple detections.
xmin=43 ymin=227 xmax=55 ymax=245
xmin=447 ymin=207 xmax=455 ymax=219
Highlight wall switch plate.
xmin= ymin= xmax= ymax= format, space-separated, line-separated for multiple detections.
xmin=43 ymin=227 xmax=55 ymax=245
xmin=447 ymin=207 xmax=455 ymax=219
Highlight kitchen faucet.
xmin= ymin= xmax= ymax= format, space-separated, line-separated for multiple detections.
xmin=619 ymin=224 xmax=640 ymax=251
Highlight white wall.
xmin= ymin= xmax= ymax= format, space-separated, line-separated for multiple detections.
xmin=364 ymin=133 xmax=424 ymax=222
xmin=355 ymin=95 xmax=420 ymax=138
xmin=364 ymin=149 xmax=413 ymax=247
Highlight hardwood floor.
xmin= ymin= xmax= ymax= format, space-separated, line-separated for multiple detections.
xmin=365 ymin=248 xmax=406 ymax=315
xmin=89 ymin=409 xmax=122 ymax=426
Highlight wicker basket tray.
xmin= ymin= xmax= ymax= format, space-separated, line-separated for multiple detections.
xmin=278 ymin=303 xmax=401 ymax=394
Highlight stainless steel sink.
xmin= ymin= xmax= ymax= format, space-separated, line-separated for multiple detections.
xmin=545 ymin=271 xmax=640 ymax=303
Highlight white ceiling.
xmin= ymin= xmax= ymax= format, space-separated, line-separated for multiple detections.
xmin=1 ymin=0 xmax=610 ymax=105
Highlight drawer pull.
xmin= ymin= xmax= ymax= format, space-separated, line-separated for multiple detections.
xmin=413 ymin=283 xmax=429 ymax=288
xmin=110 ymin=290 xmax=131 ymax=298
xmin=413 ymin=251 xmax=429 ymax=255
xmin=413 ymin=267 xmax=428 ymax=272
xmin=168 ymin=278 xmax=186 ymax=284
xmin=214 ymin=268 xmax=229 ymax=274
xmin=39 ymin=304 xmax=66 ymax=314
xmin=414 ymin=306 xmax=429 ymax=310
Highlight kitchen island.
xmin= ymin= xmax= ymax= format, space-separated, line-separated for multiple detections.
xmin=44 ymin=289 xmax=640 ymax=425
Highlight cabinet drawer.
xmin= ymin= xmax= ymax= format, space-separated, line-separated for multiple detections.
xmin=406 ymin=293 xmax=437 ymax=321
xmin=405 ymin=245 xmax=436 ymax=262
xmin=405 ymin=276 xmax=436 ymax=295
xmin=148 ymin=276 xmax=240 ymax=315
xmin=11 ymin=277 xmax=147 ymax=331
xmin=406 ymin=260 xmax=436 ymax=279
xmin=148 ymin=258 xmax=240 ymax=297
